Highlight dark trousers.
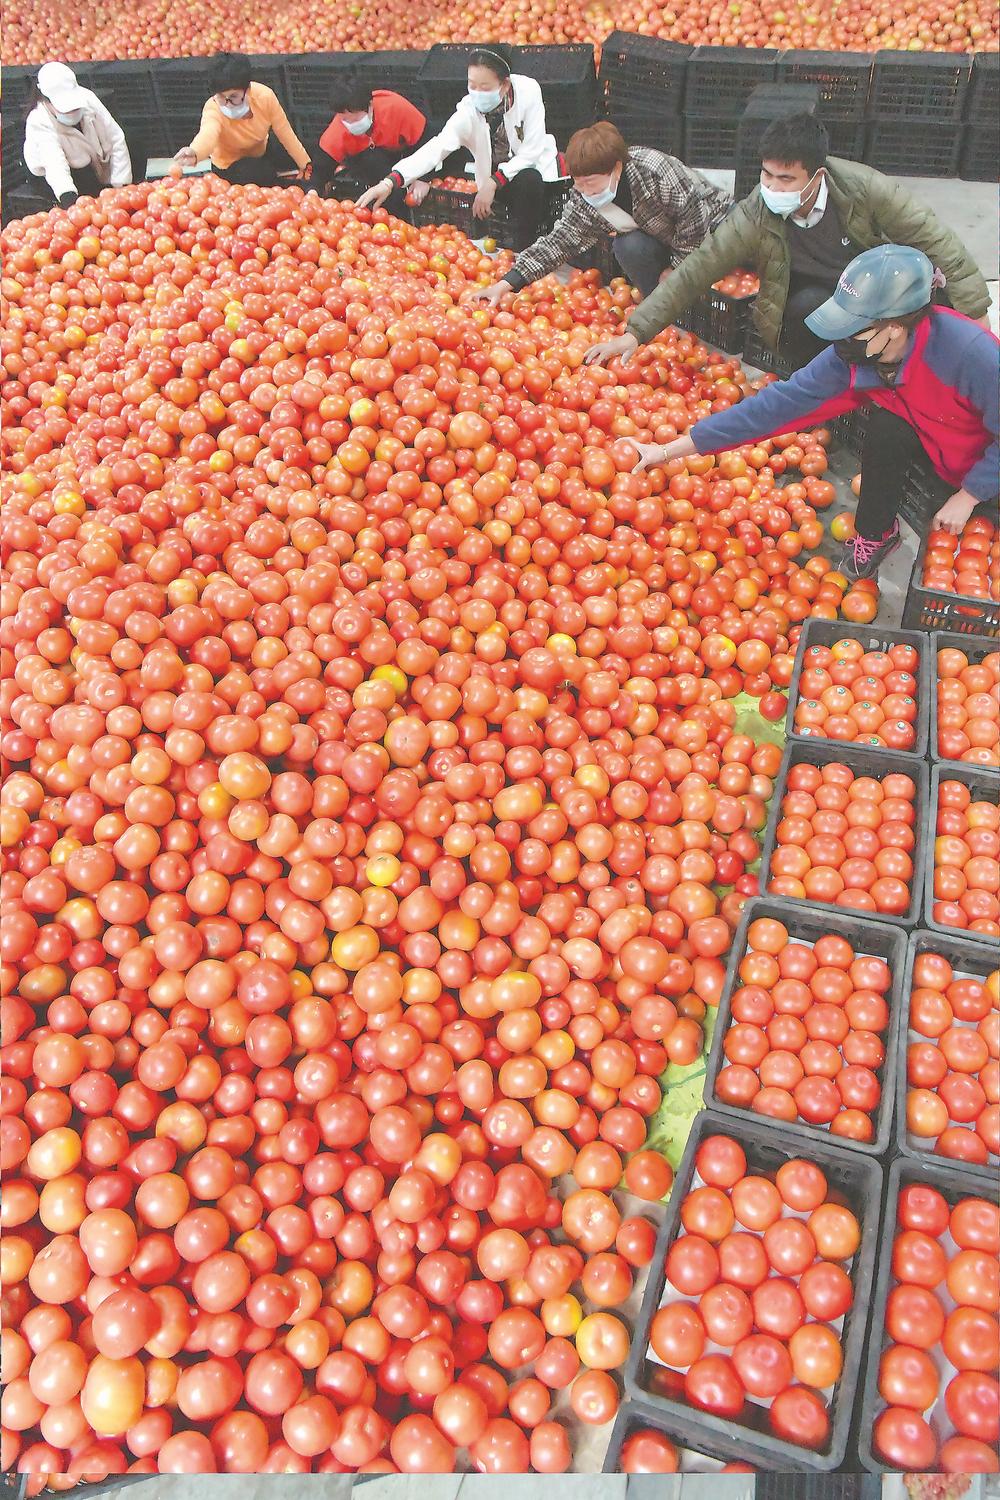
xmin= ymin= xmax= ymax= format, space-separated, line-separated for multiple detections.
xmin=856 ymin=405 xmax=951 ymax=539
xmin=611 ymin=230 xmax=672 ymax=298
xmin=496 ymin=167 xmax=545 ymax=250
xmin=217 ymin=136 xmax=295 ymax=187
xmin=778 ymin=282 xmax=831 ymax=370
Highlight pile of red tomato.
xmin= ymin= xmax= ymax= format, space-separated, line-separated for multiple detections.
xmin=643 ymin=1132 xmax=859 ymax=1452
xmin=0 ymin=171 xmax=882 ymax=1482
xmin=767 ymin=760 xmax=918 ymax=916
xmin=935 ymin=644 xmax=1000 ymax=768
xmin=904 ymin=947 xmax=999 ymax=1166
xmin=792 ymin=635 xmax=922 ymax=752
xmin=921 ymin=517 xmax=1000 ymax=604
xmin=931 ymin=778 xmax=1000 ymax=936
xmin=871 ymin=1180 xmax=999 ymax=1474
xmin=618 ymin=1416 xmax=752 ymax=1473
xmin=713 ymin=914 xmax=891 ymax=1142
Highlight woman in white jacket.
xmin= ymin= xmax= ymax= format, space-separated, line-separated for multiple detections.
xmin=24 ymin=63 xmax=133 ymax=206
xmin=357 ymin=47 xmax=559 ymax=247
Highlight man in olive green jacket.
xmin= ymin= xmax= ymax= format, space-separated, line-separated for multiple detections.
xmin=585 ymin=114 xmax=991 ymax=370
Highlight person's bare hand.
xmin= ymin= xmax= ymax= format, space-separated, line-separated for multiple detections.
xmin=467 ymin=281 xmax=511 ymax=305
xmin=174 ymin=147 xmax=197 ymax=168
xmin=583 ymin=332 xmax=640 ymax=367
xmin=473 ymin=181 xmax=497 ymax=220
xmin=408 ymin=179 xmax=430 ymax=206
xmin=357 ymin=179 xmax=392 ymax=210
xmin=933 ymin=487 xmax=979 ymax=533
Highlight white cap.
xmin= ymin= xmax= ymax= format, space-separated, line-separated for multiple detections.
xmin=37 ymin=63 xmax=86 ymax=113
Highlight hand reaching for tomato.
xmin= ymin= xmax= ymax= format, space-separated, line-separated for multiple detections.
xmin=934 ymin=487 xmax=982 ymax=534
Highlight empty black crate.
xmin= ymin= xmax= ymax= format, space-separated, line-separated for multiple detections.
xmin=282 ymin=55 xmax=358 ymax=116
xmin=516 ymin=44 xmax=598 ymax=148
xmin=737 ymin=84 xmax=820 ymax=184
xmin=968 ymin=50 xmax=999 ymax=121
xmin=598 ymin=32 xmax=689 ymax=121
xmin=825 ymin=117 xmax=868 ymax=162
xmin=865 ymin=119 xmax=962 ymax=177
xmin=1 ymin=66 xmax=35 ymax=115
xmin=683 ymin=116 xmax=740 ymax=169
xmin=961 ymin=126 xmax=996 ymax=181
xmin=154 ymin=60 xmax=215 ymax=128
xmin=607 ymin=111 xmax=684 ymax=156
xmin=686 ymin=46 xmax=779 ymax=117
xmin=418 ymin=44 xmax=486 ymax=118
xmin=777 ymin=50 xmax=873 ymax=118
xmin=870 ymin=51 xmax=971 ymax=120
xmin=89 ymin=61 xmax=157 ymax=121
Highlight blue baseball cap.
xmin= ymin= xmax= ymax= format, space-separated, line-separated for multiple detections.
xmin=805 ymin=245 xmax=935 ymax=341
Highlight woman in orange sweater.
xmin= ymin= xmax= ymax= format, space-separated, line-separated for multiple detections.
xmin=174 ymin=53 xmax=311 ymax=186
xmin=316 ymin=72 xmax=426 ymax=198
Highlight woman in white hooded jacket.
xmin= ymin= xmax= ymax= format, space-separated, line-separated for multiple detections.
xmin=357 ymin=47 xmax=559 ymax=247
xmin=24 ymin=63 xmax=133 ymax=206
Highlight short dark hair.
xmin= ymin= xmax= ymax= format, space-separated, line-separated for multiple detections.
xmin=869 ymin=302 xmax=935 ymax=332
xmin=210 ymin=52 xmax=253 ymax=95
xmin=760 ymin=113 xmax=829 ymax=175
xmin=335 ymin=70 xmax=373 ymax=114
xmin=468 ymin=45 xmax=512 ymax=81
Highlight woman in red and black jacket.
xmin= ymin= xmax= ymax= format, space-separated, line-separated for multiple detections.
xmin=317 ymin=73 xmax=426 ymax=199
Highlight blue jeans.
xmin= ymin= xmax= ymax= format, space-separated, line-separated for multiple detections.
xmin=612 ymin=230 xmax=672 ymax=297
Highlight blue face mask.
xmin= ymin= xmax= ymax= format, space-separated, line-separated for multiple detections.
xmin=580 ymin=178 xmax=616 ymax=209
xmin=469 ymin=87 xmax=504 ymax=114
xmin=219 ymin=98 xmax=250 ymax=120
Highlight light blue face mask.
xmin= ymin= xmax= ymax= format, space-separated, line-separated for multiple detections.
xmin=580 ymin=178 xmax=616 ymax=209
xmin=469 ymin=87 xmax=504 ymax=114
xmin=54 ymin=109 xmax=84 ymax=126
xmin=219 ymin=99 xmax=250 ymax=120
xmin=344 ymin=112 xmax=373 ymax=136
xmin=760 ymin=169 xmax=820 ymax=218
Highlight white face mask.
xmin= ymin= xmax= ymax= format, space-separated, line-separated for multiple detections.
xmin=344 ymin=112 xmax=373 ymax=136
xmin=219 ymin=99 xmax=250 ymax=120
xmin=760 ymin=169 xmax=820 ymax=218
xmin=54 ymin=108 xmax=84 ymax=126
xmin=469 ymin=86 xmax=504 ymax=114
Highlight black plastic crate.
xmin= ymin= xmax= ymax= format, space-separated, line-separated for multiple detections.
xmin=930 ymin=631 xmax=1000 ymax=768
xmin=785 ymin=619 xmax=931 ymax=762
xmin=776 ymin=50 xmax=873 ymax=119
xmin=870 ymin=52 xmax=971 ymax=120
xmin=515 ymin=45 xmax=599 ymax=149
xmin=683 ymin=115 xmax=740 ymax=170
xmin=830 ymin=402 xmax=870 ymax=456
xmin=967 ymin=50 xmax=999 ymax=121
xmin=902 ymin=523 xmax=1000 ymax=638
xmin=824 ymin=117 xmax=868 ymax=162
xmin=603 ymin=1399 xmax=787 ymax=1472
xmin=707 ymin=288 xmax=754 ymax=353
xmin=960 ymin=125 xmax=997 ymax=182
xmin=624 ymin=1109 xmax=883 ymax=1471
xmin=925 ymin=761 xmax=1000 ymax=938
xmin=704 ymin=896 xmax=906 ymax=1156
xmin=894 ymin=927 xmax=999 ymax=1185
xmin=153 ymin=59 xmax=215 ymax=125
xmin=88 ymin=61 xmax=157 ymax=121
xmin=598 ymin=32 xmax=690 ymax=119
xmin=865 ymin=118 xmax=962 ymax=177
xmin=604 ymin=110 xmax=684 ymax=157
xmin=742 ymin=323 xmax=793 ymax=379
xmin=1 ymin=67 xmax=35 ymax=115
xmin=686 ymin=46 xmax=779 ymax=117
xmin=282 ymin=55 xmax=358 ymax=115
xmin=759 ymin=739 xmax=930 ymax=930
xmin=858 ymin=1153 xmax=997 ymax=1474
xmin=738 ymin=82 xmax=820 ymax=158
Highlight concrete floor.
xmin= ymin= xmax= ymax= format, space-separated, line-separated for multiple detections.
xmin=92 ymin=1479 xmax=759 ymax=1499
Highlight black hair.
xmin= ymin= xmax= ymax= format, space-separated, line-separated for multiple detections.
xmin=759 ymin=113 xmax=829 ymax=175
xmin=869 ymin=301 xmax=936 ymax=331
xmin=335 ymin=70 xmax=374 ymax=114
xmin=468 ymin=46 xmax=512 ymax=80
xmin=24 ymin=78 xmax=44 ymax=122
xmin=209 ymin=52 xmax=253 ymax=95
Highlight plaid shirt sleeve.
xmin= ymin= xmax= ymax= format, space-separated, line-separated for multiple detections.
xmin=506 ymin=197 xmax=604 ymax=290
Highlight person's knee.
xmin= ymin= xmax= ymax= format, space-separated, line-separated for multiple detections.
xmin=613 ymin=231 xmax=667 ymax=296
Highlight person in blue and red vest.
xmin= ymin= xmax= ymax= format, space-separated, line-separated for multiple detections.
xmin=628 ymin=244 xmax=999 ymax=586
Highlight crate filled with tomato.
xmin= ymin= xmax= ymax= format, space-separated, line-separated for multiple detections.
xmin=603 ymin=1398 xmax=786 ymax=1473
xmin=927 ymin=764 xmax=1000 ymax=938
xmin=904 ymin=513 xmax=1000 ymax=638
xmin=760 ymin=741 xmax=929 ymax=927
xmin=897 ymin=930 xmax=999 ymax=1181
xmin=858 ymin=1157 xmax=999 ymax=1475
xmin=786 ymin=621 xmax=929 ymax=759
xmin=932 ymin=635 xmax=1000 ymax=769
xmin=705 ymin=898 xmax=906 ymax=1154
xmin=625 ymin=1112 xmax=882 ymax=1470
